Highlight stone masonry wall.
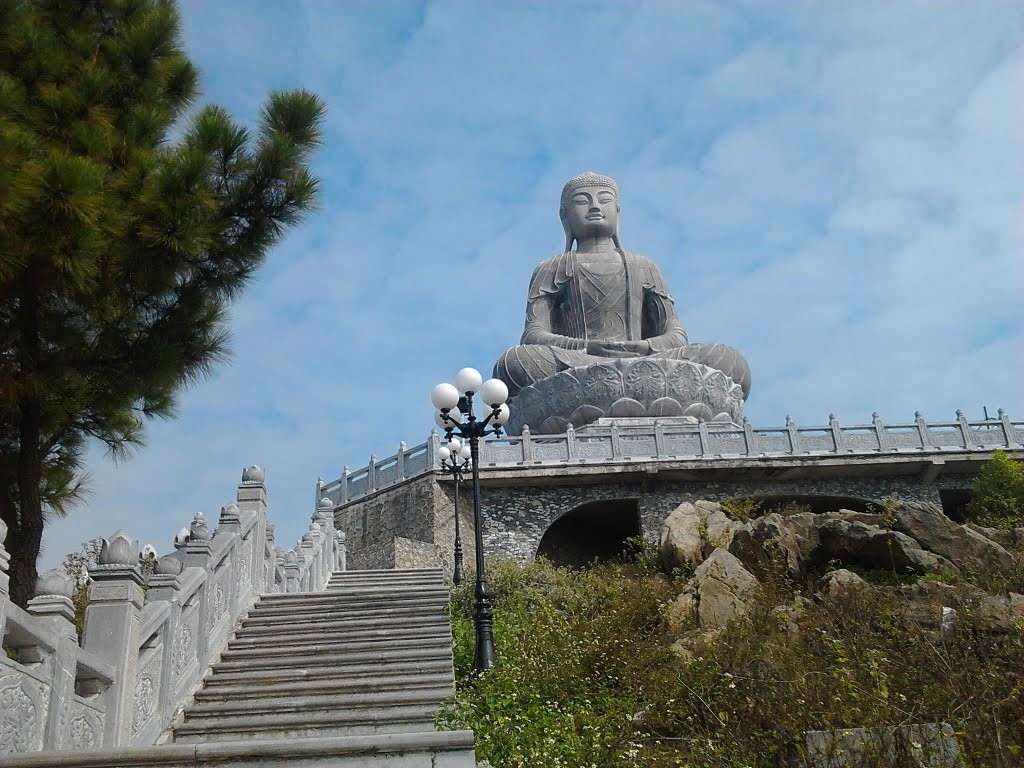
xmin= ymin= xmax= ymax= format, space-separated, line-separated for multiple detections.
xmin=334 ymin=465 xmax=976 ymax=574
xmin=480 ymin=473 xmax=975 ymax=563
xmin=333 ymin=474 xmax=474 ymax=574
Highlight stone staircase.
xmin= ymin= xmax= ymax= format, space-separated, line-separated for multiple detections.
xmin=173 ymin=568 xmax=459 ymax=744
xmin=6 ymin=568 xmax=477 ymax=768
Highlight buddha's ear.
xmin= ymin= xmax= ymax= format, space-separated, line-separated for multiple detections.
xmin=559 ymin=206 xmax=574 ymax=252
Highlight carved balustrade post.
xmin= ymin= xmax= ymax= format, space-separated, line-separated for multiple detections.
xmin=341 ymin=466 xmax=350 ymax=504
xmin=237 ymin=466 xmax=268 ymax=592
xmin=653 ymin=421 xmax=666 ymax=457
xmin=566 ymin=424 xmax=577 ymax=460
xmin=829 ymin=413 xmax=845 ymax=453
xmin=956 ymin=409 xmax=977 ymax=449
xmin=218 ymin=503 xmax=243 ymax=614
xmin=27 ymin=569 xmax=77 ymax=750
xmin=335 ymin=531 xmax=347 ymax=572
xmin=316 ymin=498 xmax=335 ymax=583
xmin=785 ymin=415 xmax=798 ymax=453
xmin=82 ymin=531 xmax=145 ymax=747
xmin=521 ymin=425 xmax=533 ymax=462
xmin=264 ymin=524 xmax=276 ymax=593
xmin=397 ymin=441 xmax=407 ymax=480
xmin=182 ymin=513 xmax=214 ymax=669
xmin=742 ymin=417 xmax=755 ymax=455
xmin=915 ymin=411 xmax=932 ymax=449
xmin=998 ymin=408 xmax=1016 ymax=448
xmin=0 ymin=518 xmax=9 ymax=642
xmin=284 ymin=551 xmax=300 ymax=593
xmin=697 ymin=421 xmax=710 ymax=457
xmin=872 ymin=412 xmax=889 ymax=451
xmin=146 ymin=555 xmax=184 ymax=742
xmin=428 ymin=431 xmax=442 ymax=470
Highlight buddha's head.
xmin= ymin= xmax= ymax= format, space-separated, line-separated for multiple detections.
xmin=559 ymin=171 xmax=621 ymax=251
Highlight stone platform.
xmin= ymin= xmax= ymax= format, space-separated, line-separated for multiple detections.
xmin=505 ymin=358 xmax=745 ymax=434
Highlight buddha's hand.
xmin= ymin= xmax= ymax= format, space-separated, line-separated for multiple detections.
xmin=587 ymin=339 xmax=653 ymax=358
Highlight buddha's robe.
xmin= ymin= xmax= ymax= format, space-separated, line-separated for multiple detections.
xmin=493 ymin=249 xmax=751 ymax=397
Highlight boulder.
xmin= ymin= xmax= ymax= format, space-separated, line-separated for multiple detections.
xmin=817 ymin=518 xmax=958 ymax=575
xmin=691 ymin=548 xmax=759 ymax=630
xmin=665 ymin=590 xmax=697 ymax=635
xmin=729 ymin=513 xmax=809 ymax=579
xmin=660 ymin=502 xmax=705 ymax=573
xmin=660 ymin=501 xmax=737 ymax=573
xmin=817 ymin=568 xmax=867 ymax=600
xmin=893 ymin=501 xmax=1014 ymax=572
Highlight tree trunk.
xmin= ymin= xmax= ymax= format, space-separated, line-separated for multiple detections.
xmin=11 ymin=397 xmax=42 ymax=607
xmin=10 ymin=280 xmax=43 ymax=608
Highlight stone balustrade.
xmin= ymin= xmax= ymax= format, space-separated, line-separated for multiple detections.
xmin=0 ymin=466 xmax=346 ymax=757
xmin=321 ymin=410 xmax=1024 ymax=507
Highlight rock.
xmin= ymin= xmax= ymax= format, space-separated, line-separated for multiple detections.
xmin=660 ymin=502 xmax=705 ymax=573
xmin=691 ymin=548 xmax=759 ymax=630
xmin=665 ymin=590 xmax=697 ymax=635
xmin=817 ymin=568 xmax=867 ymax=599
xmin=893 ymin=500 xmax=1014 ymax=572
xmin=974 ymin=592 xmax=1024 ymax=633
xmin=660 ymin=501 xmax=737 ymax=573
xmin=817 ymin=518 xmax=958 ymax=575
xmin=729 ymin=513 xmax=808 ymax=579
xmin=790 ymin=723 xmax=964 ymax=767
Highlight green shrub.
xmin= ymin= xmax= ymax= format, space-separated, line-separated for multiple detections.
xmin=967 ymin=450 xmax=1024 ymax=531
xmin=440 ymin=557 xmax=1024 ymax=767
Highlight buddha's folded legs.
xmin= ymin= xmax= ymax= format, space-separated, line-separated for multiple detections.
xmin=655 ymin=343 xmax=752 ymax=398
xmin=493 ymin=345 xmax=594 ymax=397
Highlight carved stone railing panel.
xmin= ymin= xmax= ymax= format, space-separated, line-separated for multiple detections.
xmin=325 ymin=412 xmax=1024 ymax=507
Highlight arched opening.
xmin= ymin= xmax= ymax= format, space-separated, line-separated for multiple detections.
xmin=727 ymin=494 xmax=876 ymax=516
xmin=536 ymin=498 xmax=641 ymax=568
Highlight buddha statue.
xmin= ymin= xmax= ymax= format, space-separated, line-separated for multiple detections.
xmin=493 ymin=171 xmax=752 ymax=434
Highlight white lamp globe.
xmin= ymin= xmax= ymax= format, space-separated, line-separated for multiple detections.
xmin=446 ymin=437 xmax=461 ymax=453
xmin=431 ymin=382 xmax=460 ymax=410
xmin=434 ymin=411 xmax=450 ymax=429
xmin=436 ymin=446 xmax=451 ymax=462
xmin=445 ymin=407 xmax=463 ymax=424
xmin=454 ymin=367 xmax=483 ymax=393
xmin=493 ymin=403 xmax=511 ymax=426
xmin=479 ymin=378 xmax=509 ymax=407
xmin=459 ymin=445 xmax=472 ymax=461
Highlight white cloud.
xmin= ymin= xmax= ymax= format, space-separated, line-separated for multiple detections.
xmin=40 ymin=0 xmax=1024 ymax=568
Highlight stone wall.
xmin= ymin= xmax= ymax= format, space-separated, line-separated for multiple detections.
xmin=334 ymin=475 xmax=475 ymax=573
xmin=333 ymin=456 xmax=985 ymax=573
xmin=479 ymin=472 xmax=976 ymax=563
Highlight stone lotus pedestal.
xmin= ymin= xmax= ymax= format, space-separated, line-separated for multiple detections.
xmin=505 ymin=357 xmax=745 ymax=434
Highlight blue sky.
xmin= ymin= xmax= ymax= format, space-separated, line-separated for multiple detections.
xmin=40 ymin=0 xmax=1024 ymax=568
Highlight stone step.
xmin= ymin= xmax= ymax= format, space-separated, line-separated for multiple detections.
xmin=326 ymin=574 xmax=446 ymax=587
xmin=174 ymin=705 xmax=441 ymax=743
xmin=202 ymin=657 xmax=454 ymax=686
xmin=218 ymin=634 xmax=450 ymax=663
xmin=210 ymin=644 xmax=452 ymax=673
xmin=248 ymin=591 xmax=450 ymax=614
xmin=241 ymin=602 xmax=449 ymax=628
xmin=0 ymin=731 xmax=479 ymax=768
xmin=195 ymin=669 xmax=454 ymax=701
xmin=327 ymin=567 xmax=444 ymax=581
xmin=235 ymin=610 xmax=448 ymax=636
xmin=232 ymin=618 xmax=448 ymax=651
xmin=186 ymin=686 xmax=453 ymax=719
xmin=229 ymin=623 xmax=449 ymax=650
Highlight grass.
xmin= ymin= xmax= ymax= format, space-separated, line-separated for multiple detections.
xmin=439 ymin=547 xmax=1024 ymax=767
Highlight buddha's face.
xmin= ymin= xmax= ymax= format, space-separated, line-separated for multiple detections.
xmin=562 ymin=185 xmax=619 ymax=240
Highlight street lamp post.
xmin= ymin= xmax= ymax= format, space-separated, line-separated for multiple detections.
xmin=436 ymin=440 xmax=471 ymax=586
xmin=431 ymin=367 xmax=510 ymax=674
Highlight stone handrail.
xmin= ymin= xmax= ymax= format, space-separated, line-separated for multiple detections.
xmin=0 ymin=466 xmax=347 ymax=757
xmin=321 ymin=410 xmax=1024 ymax=507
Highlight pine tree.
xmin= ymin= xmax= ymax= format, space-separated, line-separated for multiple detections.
xmin=0 ymin=0 xmax=325 ymax=605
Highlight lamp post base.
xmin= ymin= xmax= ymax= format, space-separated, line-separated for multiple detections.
xmin=473 ymin=581 xmax=496 ymax=674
